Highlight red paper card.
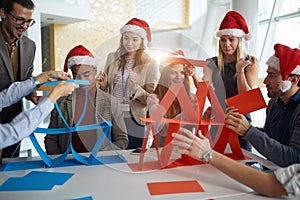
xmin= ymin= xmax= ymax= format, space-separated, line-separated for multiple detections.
xmin=165 ymin=57 xmax=209 ymax=67
xmin=140 ymin=117 xmax=199 ymax=125
xmin=128 ymin=161 xmax=162 ymax=172
xmin=147 ymin=180 xmax=205 ymax=195
xmin=225 ymin=88 xmax=267 ymax=114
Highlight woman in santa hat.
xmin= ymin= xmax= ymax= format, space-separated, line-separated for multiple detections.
xmin=146 ymin=50 xmax=197 ymax=147
xmin=203 ymin=11 xmax=259 ymax=152
xmin=97 ymin=18 xmax=160 ymax=149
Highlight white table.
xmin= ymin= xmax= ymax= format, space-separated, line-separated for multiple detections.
xmin=0 ymin=149 xmax=289 ymax=200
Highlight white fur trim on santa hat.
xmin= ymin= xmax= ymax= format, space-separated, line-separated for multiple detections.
xmin=216 ymin=28 xmax=251 ymax=41
xmin=120 ymin=24 xmax=147 ymax=41
xmin=291 ymin=65 xmax=300 ymax=75
xmin=279 ymin=80 xmax=292 ymax=93
xmin=267 ymin=55 xmax=300 ymax=75
xmin=67 ymin=56 xmax=97 ymax=69
xmin=266 ymin=55 xmax=280 ymax=71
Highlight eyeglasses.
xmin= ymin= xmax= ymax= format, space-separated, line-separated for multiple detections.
xmin=8 ymin=12 xmax=35 ymax=27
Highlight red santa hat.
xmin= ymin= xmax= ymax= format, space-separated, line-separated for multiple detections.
xmin=120 ymin=18 xmax=151 ymax=43
xmin=216 ymin=11 xmax=251 ymax=41
xmin=266 ymin=43 xmax=300 ymax=92
xmin=63 ymin=45 xmax=97 ymax=72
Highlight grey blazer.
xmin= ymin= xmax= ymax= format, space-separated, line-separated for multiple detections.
xmin=44 ymin=88 xmax=128 ymax=155
xmin=0 ymin=27 xmax=36 ymax=122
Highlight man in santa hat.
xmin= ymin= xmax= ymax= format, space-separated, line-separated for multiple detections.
xmin=44 ymin=45 xmax=128 ymax=155
xmin=225 ymin=43 xmax=300 ymax=167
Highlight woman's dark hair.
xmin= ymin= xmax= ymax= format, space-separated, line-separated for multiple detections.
xmin=1 ymin=0 xmax=35 ymax=12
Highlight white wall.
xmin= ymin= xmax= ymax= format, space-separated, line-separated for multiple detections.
xmin=27 ymin=0 xmax=42 ymax=75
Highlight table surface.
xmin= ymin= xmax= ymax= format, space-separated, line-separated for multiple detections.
xmin=0 ymin=149 xmax=290 ymax=200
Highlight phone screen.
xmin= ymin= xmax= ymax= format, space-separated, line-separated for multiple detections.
xmin=245 ymin=161 xmax=272 ymax=173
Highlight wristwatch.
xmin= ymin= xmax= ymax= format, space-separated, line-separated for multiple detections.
xmin=33 ymin=76 xmax=41 ymax=88
xmin=202 ymin=149 xmax=213 ymax=163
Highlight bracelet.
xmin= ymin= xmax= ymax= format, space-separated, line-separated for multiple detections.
xmin=236 ymin=71 xmax=244 ymax=73
xmin=32 ymin=76 xmax=41 ymax=88
xmin=202 ymin=149 xmax=213 ymax=163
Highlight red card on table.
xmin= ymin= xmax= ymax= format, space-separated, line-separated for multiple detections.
xmin=225 ymin=88 xmax=267 ymax=114
xmin=147 ymin=180 xmax=205 ymax=195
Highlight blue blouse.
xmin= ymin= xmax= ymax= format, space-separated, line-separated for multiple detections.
xmin=0 ymin=78 xmax=54 ymax=149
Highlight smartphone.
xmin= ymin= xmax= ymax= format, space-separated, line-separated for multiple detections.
xmin=131 ymin=147 xmax=146 ymax=154
xmin=245 ymin=161 xmax=272 ymax=173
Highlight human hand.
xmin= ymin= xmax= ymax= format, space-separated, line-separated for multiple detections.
xmin=147 ymin=94 xmax=159 ymax=115
xmin=172 ymin=128 xmax=212 ymax=161
xmin=236 ymin=56 xmax=253 ymax=73
xmin=37 ymin=71 xmax=71 ymax=84
xmin=225 ymin=106 xmax=251 ymax=136
xmin=146 ymin=94 xmax=159 ymax=107
xmin=183 ymin=64 xmax=196 ymax=76
xmin=30 ymin=92 xmax=44 ymax=105
xmin=48 ymin=81 xmax=79 ymax=103
xmin=96 ymin=71 xmax=108 ymax=90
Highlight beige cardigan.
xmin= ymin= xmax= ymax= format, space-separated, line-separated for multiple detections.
xmin=104 ymin=52 xmax=160 ymax=125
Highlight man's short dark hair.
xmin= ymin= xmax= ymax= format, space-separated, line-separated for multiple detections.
xmin=289 ymin=74 xmax=300 ymax=87
xmin=1 ymin=0 xmax=35 ymax=13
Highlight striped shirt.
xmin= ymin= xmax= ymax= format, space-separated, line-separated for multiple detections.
xmin=112 ymin=55 xmax=135 ymax=118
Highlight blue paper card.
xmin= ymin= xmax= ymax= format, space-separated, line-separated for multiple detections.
xmin=0 ymin=171 xmax=74 ymax=191
xmin=69 ymin=196 xmax=93 ymax=200
xmin=1 ymin=155 xmax=127 ymax=171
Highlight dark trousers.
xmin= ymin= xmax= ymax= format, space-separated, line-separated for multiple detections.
xmin=124 ymin=117 xmax=146 ymax=149
xmin=1 ymin=143 xmax=21 ymax=158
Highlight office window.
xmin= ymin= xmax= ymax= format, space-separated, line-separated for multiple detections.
xmin=258 ymin=0 xmax=300 ymax=66
xmin=136 ymin=0 xmax=190 ymax=31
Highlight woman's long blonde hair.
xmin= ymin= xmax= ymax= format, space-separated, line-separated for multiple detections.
xmin=217 ymin=37 xmax=248 ymax=73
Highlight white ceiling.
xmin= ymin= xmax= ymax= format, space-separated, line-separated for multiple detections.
xmin=40 ymin=13 xmax=88 ymax=27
